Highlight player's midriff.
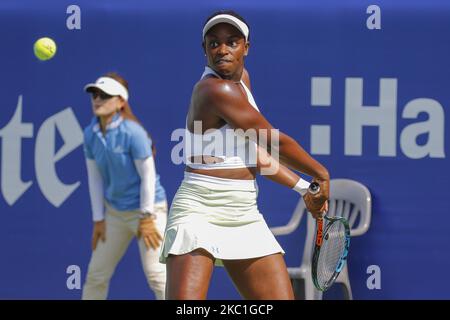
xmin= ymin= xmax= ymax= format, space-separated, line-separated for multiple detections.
xmin=186 ymin=165 xmax=257 ymax=180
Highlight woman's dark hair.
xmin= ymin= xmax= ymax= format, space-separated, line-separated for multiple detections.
xmin=203 ymin=10 xmax=250 ymax=41
xmin=103 ymin=72 xmax=156 ymax=155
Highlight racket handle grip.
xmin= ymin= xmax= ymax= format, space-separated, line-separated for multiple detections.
xmin=308 ymin=182 xmax=321 ymax=195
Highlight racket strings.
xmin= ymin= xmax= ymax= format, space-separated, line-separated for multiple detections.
xmin=316 ymin=221 xmax=347 ymax=288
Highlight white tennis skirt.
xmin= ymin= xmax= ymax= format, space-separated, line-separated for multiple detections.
xmin=159 ymin=172 xmax=284 ymax=266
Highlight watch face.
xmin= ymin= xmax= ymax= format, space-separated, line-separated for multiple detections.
xmin=140 ymin=212 xmax=155 ymax=219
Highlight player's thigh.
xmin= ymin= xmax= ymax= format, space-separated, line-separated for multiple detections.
xmin=166 ymin=248 xmax=215 ymax=300
xmin=223 ymin=253 xmax=294 ymax=300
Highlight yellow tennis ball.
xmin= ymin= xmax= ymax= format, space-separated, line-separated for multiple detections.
xmin=33 ymin=37 xmax=57 ymax=61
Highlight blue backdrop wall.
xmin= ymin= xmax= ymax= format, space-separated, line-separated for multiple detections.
xmin=0 ymin=0 xmax=449 ymax=299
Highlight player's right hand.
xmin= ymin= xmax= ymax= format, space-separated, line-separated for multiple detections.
xmin=92 ymin=220 xmax=106 ymax=251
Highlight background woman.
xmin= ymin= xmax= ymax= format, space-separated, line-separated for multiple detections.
xmin=81 ymin=72 xmax=167 ymax=300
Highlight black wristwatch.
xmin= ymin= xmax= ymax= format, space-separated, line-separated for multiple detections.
xmin=139 ymin=210 xmax=156 ymax=220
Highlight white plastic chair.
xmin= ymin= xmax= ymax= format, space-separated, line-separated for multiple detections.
xmin=270 ymin=178 xmax=372 ymax=300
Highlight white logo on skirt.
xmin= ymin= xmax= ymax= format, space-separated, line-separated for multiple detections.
xmin=211 ymin=246 xmax=219 ymax=254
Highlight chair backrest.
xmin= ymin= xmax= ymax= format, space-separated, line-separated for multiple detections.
xmin=301 ymin=178 xmax=372 ymax=265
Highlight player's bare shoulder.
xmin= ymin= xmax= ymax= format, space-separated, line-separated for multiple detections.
xmin=193 ymin=76 xmax=246 ymax=110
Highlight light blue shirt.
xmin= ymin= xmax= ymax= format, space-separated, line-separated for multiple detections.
xmin=83 ymin=114 xmax=166 ymax=211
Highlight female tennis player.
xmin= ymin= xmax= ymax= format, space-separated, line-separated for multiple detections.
xmin=160 ymin=11 xmax=329 ymax=299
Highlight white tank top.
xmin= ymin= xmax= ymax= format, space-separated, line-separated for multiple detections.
xmin=185 ymin=66 xmax=260 ymax=170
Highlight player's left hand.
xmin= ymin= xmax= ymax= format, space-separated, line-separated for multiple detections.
xmin=303 ymin=184 xmax=329 ymax=219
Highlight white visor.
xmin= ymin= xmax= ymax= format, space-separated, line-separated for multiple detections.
xmin=84 ymin=77 xmax=129 ymax=101
xmin=202 ymin=14 xmax=249 ymax=42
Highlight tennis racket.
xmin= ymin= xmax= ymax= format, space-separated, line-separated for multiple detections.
xmin=309 ymin=182 xmax=351 ymax=292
